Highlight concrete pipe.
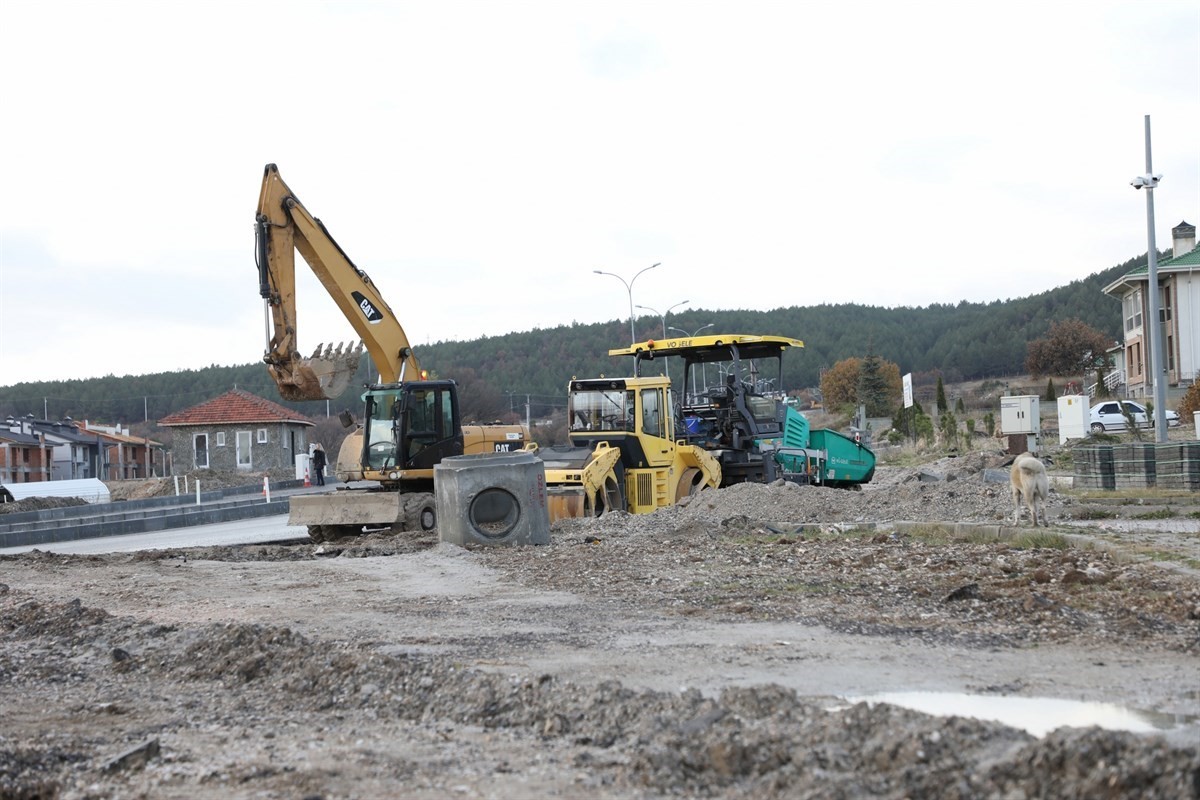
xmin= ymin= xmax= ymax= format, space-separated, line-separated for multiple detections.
xmin=434 ymin=451 xmax=550 ymax=546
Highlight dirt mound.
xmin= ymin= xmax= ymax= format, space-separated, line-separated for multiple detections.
xmin=0 ymin=594 xmax=1195 ymax=799
xmin=0 ymin=495 xmax=88 ymax=515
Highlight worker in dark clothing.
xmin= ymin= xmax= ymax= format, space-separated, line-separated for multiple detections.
xmin=311 ymin=445 xmax=327 ymax=486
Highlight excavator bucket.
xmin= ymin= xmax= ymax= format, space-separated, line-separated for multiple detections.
xmin=268 ymin=341 xmax=364 ymax=401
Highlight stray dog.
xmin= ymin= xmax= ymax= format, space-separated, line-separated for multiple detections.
xmin=1010 ymin=453 xmax=1049 ymax=527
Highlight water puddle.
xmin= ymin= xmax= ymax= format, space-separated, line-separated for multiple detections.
xmin=842 ymin=691 xmax=1197 ymax=738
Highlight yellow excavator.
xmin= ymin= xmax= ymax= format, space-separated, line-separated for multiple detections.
xmin=255 ymin=164 xmax=526 ymax=541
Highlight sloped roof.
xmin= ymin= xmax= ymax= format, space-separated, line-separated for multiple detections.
xmin=1103 ymin=228 xmax=1199 ymax=297
xmin=77 ymin=424 xmax=163 ymax=447
xmin=158 ymin=389 xmax=314 ymax=428
xmin=0 ymin=430 xmax=45 ymax=446
xmin=1159 ymin=241 xmax=1200 ymax=268
xmin=30 ymin=421 xmax=100 ymax=444
xmin=1116 ymin=242 xmax=1200 ymax=279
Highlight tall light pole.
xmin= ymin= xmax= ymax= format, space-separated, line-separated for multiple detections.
xmin=635 ymin=300 xmax=689 ymax=338
xmin=594 ymin=262 xmax=660 ymax=344
xmin=669 ymin=323 xmax=714 ymax=400
xmin=1130 ymin=114 xmax=1167 ymax=441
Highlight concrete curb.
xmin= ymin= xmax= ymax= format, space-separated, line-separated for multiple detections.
xmin=0 ymin=480 xmax=323 ymax=549
xmin=0 ymin=499 xmax=293 ymax=549
xmin=0 ymin=480 xmax=305 ymax=529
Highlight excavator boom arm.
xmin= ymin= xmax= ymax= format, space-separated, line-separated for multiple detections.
xmin=255 ymin=163 xmax=420 ymax=400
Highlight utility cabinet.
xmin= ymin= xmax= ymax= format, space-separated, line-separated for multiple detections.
xmin=1001 ymin=395 xmax=1040 ymax=435
xmin=1057 ymin=395 xmax=1089 ymax=444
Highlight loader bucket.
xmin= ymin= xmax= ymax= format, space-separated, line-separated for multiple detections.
xmin=268 ymin=342 xmax=363 ymax=401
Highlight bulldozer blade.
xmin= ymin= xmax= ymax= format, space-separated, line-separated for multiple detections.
xmin=270 ymin=342 xmax=363 ymax=401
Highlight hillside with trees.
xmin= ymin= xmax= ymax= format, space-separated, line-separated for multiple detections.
xmin=0 ymin=250 xmax=1162 ymax=429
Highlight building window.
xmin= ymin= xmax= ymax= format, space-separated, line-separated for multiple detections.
xmin=1123 ymin=290 xmax=1142 ymax=332
xmin=237 ymin=430 xmax=253 ymax=468
xmin=216 ymin=432 xmax=226 ymax=447
xmin=257 ymin=428 xmax=268 ymax=443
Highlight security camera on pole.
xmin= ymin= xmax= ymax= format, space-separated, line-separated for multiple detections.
xmin=1130 ymin=114 xmax=1168 ymax=442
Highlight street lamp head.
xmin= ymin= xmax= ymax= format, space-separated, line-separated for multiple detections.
xmin=668 ymin=322 xmax=715 ymax=338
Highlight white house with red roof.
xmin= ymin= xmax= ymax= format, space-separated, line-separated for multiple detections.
xmin=158 ymin=389 xmax=315 ymax=473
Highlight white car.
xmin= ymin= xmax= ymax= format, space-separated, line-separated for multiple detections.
xmin=1089 ymin=400 xmax=1180 ymax=433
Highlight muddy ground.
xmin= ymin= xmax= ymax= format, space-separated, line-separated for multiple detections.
xmin=1 ymin=446 xmax=1199 ymax=799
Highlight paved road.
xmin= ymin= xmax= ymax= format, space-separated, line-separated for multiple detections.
xmin=0 ymin=514 xmax=308 ymax=556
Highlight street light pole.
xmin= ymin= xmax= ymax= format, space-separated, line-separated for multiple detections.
xmin=668 ymin=323 xmax=714 ymax=401
xmin=1131 ymin=115 xmax=1167 ymax=441
xmin=635 ymin=300 xmax=689 ymax=338
xmin=593 ymin=262 xmax=660 ymax=344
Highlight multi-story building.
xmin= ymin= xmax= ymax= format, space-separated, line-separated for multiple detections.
xmin=0 ymin=416 xmax=54 ymax=484
xmin=1102 ymin=220 xmax=1199 ymax=402
xmin=77 ymin=421 xmax=166 ymax=480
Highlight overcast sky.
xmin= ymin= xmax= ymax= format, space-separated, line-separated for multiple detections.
xmin=1 ymin=1 xmax=1197 ymax=386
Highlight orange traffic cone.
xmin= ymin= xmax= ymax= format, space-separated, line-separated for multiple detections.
xmin=304 ymin=466 xmax=311 ymax=488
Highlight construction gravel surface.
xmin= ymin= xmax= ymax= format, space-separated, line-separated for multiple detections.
xmin=2 ymin=451 xmax=1199 ymax=799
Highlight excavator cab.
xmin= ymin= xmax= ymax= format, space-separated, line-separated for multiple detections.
xmin=358 ymin=381 xmax=465 ymax=480
xmin=398 ymin=382 xmax=464 ymax=470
